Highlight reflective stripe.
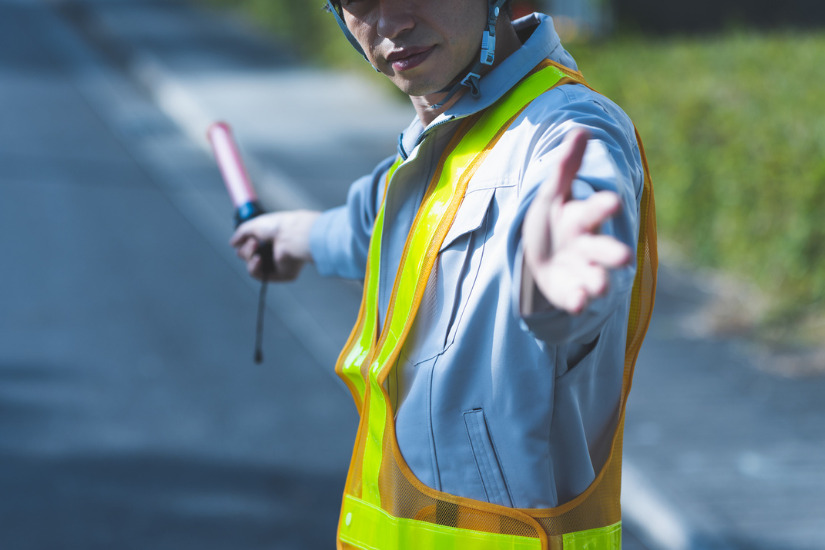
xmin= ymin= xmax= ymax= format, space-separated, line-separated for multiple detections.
xmin=338 ymin=331 xmax=368 ymax=408
xmin=355 ymin=159 xmax=401 ymax=505
xmin=362 ymin=377 xmax=387 ymax=505
xmin=340 ymin=495 xmax=542 ymax=550
xmin=337 ymin=158 xmax=403 ymax=407
xmin=562 ymin=522 xmax=622 ymax=550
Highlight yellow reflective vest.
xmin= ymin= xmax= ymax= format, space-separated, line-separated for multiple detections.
xmin=335 ymin=60 xmax=657 ymax=550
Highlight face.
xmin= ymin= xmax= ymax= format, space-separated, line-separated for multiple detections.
xmin=340 ymin=0 xmax=487 ymax=98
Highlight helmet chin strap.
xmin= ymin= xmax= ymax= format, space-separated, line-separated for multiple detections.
xmin=428 ymin=0 xmax=508 ymax=110
xmin=326 ymin=0 xmax=509 ymax=108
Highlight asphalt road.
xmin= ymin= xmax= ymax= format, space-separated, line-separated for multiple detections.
xmin=0 ymin=2 xmax=364 ymax=548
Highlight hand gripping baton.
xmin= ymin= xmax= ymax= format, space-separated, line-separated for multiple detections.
xmin=207 ymin=121 xmax=273 ymax=363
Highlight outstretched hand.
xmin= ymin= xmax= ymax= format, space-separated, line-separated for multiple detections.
xmin=230 ymin=210 xmax=320 ymax=281
xmin=521 ymin=129 xmax=632 ymax=315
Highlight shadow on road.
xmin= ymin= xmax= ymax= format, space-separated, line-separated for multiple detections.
xmin=0 ymin=451 xmax=343 ymax=550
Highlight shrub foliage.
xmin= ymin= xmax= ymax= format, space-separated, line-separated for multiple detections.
xmin=571 ymin=33 xmax=825 ymax=323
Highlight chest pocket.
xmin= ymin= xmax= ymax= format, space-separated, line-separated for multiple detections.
xmin=400 ymin=187 xmax=497 ymax=367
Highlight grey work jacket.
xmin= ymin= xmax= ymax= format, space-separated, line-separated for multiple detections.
xmin=310 ymin=14 xmax=645 ymax=509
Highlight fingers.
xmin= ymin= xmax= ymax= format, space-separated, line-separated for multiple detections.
xmin=246 ymin=252 xmax=263 ymax=280
xmin=527 ymin=130 xmax=604 ymax=260
xmin=536 ymin=128 xmax=592 ymax=205
xmin=229 ymin=211 xmax=319 ymax=283
xmin=233 ymin=237 xmax=268 ymax=280
xmin=526 ymin=229 xmax=632 ymax=315
xmin=569 ymin=234 xmax=633 ymax=268
xmin=571 ymin=191 xmax=622 ymax=233
xmin=557 ymin=128 xmax=591 ymax=191
xmin=524 ymin=188 xmax=628 ymax=265
xmin=230 ymin=214 xmax=275 ymax=247
xmin=236 ymin=236 xmax=261 ymax=262
xmin=531 ymin=255 xmax=612 ymax=315
xmin=531 ymin=263 xmax=595 ymax=315
xmin=231 ymin=216 xmax=275 ymax=281
xmin=229 ymin=224 xmax=250 ymax=248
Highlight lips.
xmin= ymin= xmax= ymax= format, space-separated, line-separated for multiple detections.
xmin=386 ymin=46 xmax=434 ymax=72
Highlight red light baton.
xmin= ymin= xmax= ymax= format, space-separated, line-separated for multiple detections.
xmin=208 ymin=121 xmax=264 ymax=224
xmin=207 ymin=121 xmax=274 ymax=272
xmin=207 ymin=121 xmax=274 ymax=364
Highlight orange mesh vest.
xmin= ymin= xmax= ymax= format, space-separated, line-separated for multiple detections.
xmin=334 ymin=60 xmax=657 ymax=550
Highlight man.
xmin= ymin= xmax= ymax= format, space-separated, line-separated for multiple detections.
xmin=232 ymin=1 xmax=656 ymax=548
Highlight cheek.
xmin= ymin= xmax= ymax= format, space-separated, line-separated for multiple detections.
xmin=353 ymin=24 xmax=388 ymax=70
xmin=343 ymin=15 xmax=374 ymax=53
xmin=444 ymin=28 xmax=480 ymax=70
xmin=441 ymin=7 xmax=486 ymax=59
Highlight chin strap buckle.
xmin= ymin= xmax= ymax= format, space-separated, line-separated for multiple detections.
xmin=461 ymin=72 xmax=482 ymax=98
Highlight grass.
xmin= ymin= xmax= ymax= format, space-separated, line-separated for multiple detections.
xmin=195 ymin=1 xmax=825 ymax=343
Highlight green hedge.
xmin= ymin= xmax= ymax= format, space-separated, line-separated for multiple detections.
xmin=570 ymin=33 xmax=825 ymax=327
xmin=197 ymin=1 xmax=825 ymax=332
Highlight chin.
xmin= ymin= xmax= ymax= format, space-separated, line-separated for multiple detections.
xmin=390 ymin=76 xmax=447 ymax=98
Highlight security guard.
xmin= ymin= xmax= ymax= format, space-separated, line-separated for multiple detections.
xmin=232 ymin=1 xmax=656 ymax=548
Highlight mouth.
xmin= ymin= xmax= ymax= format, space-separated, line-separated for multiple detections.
xmin=386 ymin=46 xmax=435 ymax=72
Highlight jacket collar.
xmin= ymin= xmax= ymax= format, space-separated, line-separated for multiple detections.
xmin=398 ymin=14 xmax=576 ymax=159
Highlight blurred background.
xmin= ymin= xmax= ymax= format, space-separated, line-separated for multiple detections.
xmin=1 ymin=0 xmax=823 ymax=549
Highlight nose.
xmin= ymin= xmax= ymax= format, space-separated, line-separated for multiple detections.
xmin=376 ymin=0 xmax=415 ymax=39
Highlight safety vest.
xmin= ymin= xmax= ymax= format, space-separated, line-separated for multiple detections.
xmin=335 ymin=60 xmax=658 ymax=550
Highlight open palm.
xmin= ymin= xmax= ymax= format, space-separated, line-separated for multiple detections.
xmin=522 ymin=129 xmax=632 ymax=314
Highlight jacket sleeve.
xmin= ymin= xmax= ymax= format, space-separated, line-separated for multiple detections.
xmin=309 ymin=154 xmax=397 ymax=280
xmin=509 ymin=86 xmax=644 ymax=345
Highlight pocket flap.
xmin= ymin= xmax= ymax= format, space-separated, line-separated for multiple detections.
xmin=440 ymin=188 xmax=495 ymax=252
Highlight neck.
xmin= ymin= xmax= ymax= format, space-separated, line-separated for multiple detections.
xmin=410 ymin=17 xmax=522 ymax=126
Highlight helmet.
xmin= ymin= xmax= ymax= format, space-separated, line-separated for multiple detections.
xmin=325 ymin=0 xmax=511 ymax=108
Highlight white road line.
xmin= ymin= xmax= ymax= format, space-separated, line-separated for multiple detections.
xmin=129 ymin=54 xmax=323 ymax=213
xmin=622 ymin=461 xmax=692 ymax=550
